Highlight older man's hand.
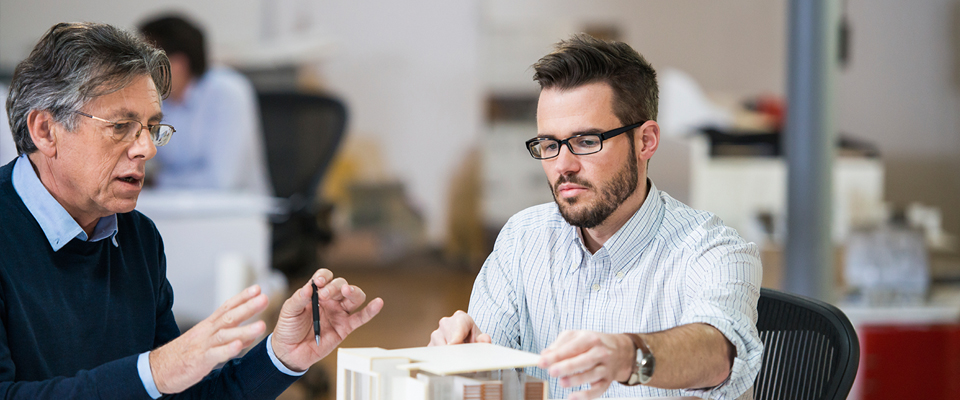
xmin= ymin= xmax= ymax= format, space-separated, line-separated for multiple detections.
xmin=270 ymin=269 xmax=383 ymax=372
xmin=150 ymin=284 xmax=269 ymax=394
xmin=538 ymin=330 xmax=637 ymax=400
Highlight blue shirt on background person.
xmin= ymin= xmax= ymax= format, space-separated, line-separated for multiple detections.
xmin=139 ymin=14 xmax=270 ymax=195
xmin=152 ymin=66 xmax=271 ymax=195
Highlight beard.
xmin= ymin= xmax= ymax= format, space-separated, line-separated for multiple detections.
xmin=550 ymin=144 xmax=640 ymax=229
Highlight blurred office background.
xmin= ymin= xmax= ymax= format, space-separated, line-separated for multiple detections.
xmin=2 ymin=0 xmax=959 ymax=399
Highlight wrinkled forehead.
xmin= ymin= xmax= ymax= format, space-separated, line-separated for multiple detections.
xmin=82 ymin=75 xmax=163 ymax=121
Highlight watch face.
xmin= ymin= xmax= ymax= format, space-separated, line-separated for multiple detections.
xmin=639 ymin=354 xmax=655 ymax=384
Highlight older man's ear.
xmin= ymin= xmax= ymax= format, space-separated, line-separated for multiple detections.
xmin=26 ymin=109 xmax=58 ymax=158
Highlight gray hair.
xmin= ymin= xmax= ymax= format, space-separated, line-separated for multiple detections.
xmin=5 ymin=22 xmax=171 ymax=155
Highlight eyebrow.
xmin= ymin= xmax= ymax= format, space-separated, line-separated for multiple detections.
xmin=536 ymin=128 xmax=604 ymax=139
xmin=107 ymin=109 xmax=163 ymax=124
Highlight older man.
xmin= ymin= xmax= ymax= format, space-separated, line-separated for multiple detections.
xmin=0 ymin=22 xmax=382 ymax=399
xmin=430 ymin=34 xmax=763 ymax=400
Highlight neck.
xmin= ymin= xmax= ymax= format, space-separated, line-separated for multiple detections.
xmin=581 ymin=179 xmax=650 ymax=253
xmin=28 ymin=153 xmax=100 ymax=237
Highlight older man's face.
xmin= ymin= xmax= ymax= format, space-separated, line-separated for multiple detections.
xmin=50 ymin=75 xmax=160 ymax=221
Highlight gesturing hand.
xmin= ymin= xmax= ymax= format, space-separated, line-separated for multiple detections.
xmin=538 ymin=330 xmax=636 ymax=400
xmin=270 ymin=269 xmax=383 ymax=372
xmin=428 ymin=310 xmax=491 ymax=346
xmin=150 ymin=284 xmax=269 ymax=394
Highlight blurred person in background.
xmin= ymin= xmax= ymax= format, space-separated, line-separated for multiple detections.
xmin=0 ymin=22 xmax=382 ymax=399
xmin=430 ymin=34 xmax=762 ymax=400
xmin=1 ymin=82 xmax=16 ymax=163
xmin=139 ymin=14 xmax=270 ymax=195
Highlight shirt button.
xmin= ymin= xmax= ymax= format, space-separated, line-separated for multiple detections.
xmin=592 ymin=283 xmax=601 ymax=291
xmin=616 ymin=271 xmax=625 ymax=279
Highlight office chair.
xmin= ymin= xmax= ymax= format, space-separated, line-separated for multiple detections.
xmin=258 ymin=92 xmax=348 ymax=280
xmin=754 ymin=288 xmax=860 ymax=400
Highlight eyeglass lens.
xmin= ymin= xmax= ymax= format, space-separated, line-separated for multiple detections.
xmin=528 ymin=134 xmax=603 ymax=159
xmin=113 ymin=120 xmax=174 ymax=146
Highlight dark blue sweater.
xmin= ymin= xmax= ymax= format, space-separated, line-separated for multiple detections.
xmin=0 ymin=160 xmax=298 ymax=398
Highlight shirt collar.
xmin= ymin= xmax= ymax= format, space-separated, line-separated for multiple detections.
xmin=567 ymin=179 xmax=665 ymax=270
xmin=603 ymin=179 xmax=665 ymax=270
xmin=12 ymin=154 xmax=119 ymax=251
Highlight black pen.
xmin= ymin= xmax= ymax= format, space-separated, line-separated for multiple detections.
xmin=311 ymin=282 xmax=321 ymax=346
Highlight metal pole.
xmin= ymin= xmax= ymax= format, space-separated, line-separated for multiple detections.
xmin=784 ymin=0 xmax=839 ymax=300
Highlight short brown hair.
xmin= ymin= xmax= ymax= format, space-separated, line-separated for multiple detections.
xmin=532 ymin=33 xmax=658 ymax=126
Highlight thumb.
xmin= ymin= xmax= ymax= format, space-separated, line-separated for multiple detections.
xmin=280 ymin=280 xmax=315 ymax=318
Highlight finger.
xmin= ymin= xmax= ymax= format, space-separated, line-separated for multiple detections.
xmin=541 ymin=332 xmax=594 ymax=367
xmin=319 ymin=278 xmax=348 ymax=301
xmin=570 ymin=379 xmax=612 ymax=400
xmin=558 ymin=363 xmax=609 ymax=388
xmin=548 ymin=347 xmax=604 ymax=379
xmin=346 ymin=297 xmax=383 ymax=332
xmin=569 ymin=382 xmax=610 ymax=400
xmin=337 ymin=284 xmax=368 ymax=313
xmin=217 ymin=293 xmax=269 ymax=328
xmin=212 ymin=320 xmax=267 ymax=348
xmin=476 ymin=333 xmax=492 ymax=344
xmin=429 ymin=328 xmax=448 ymax=346
xmin=438 ymin=314 xmax=469 ymax=345
xmin=282 ymin=279 xmax=317 ymax=316
xmin=311 ymin=269 xmax=334 ymax=288
xmin=205 ymin=339 xmax=246 ymax=365
xmin=209 ymin=285 xmax=261 ymax=321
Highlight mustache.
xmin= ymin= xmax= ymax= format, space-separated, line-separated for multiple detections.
xmin=552 ymin=174 xmax=594 ymax=192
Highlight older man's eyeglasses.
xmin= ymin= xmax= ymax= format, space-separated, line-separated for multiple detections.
xmin=525 ymin=121 xmax=644 ymax=160
xmin=75 ymin=111 xmax=175 ymax=147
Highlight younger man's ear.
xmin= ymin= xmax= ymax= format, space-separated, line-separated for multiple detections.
xmin=636 ymin=120 xmax=660 ymax=160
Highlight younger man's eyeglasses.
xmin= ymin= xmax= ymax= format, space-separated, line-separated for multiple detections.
xmin=525 ymin=121 xmax=644 ymax=160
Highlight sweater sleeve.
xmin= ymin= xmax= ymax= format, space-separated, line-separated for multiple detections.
xmin=166 ymin=338 xmax=300 ymax=399
xmin=0 ymin=319 xmax=153 ymax=399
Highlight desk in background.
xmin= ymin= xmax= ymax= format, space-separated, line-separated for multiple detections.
xmin=136 ymin=190 xmax=285 ymax=327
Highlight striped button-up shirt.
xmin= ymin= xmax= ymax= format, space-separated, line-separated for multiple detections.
xmin=469 ymin=181 xmax=763 ymax=400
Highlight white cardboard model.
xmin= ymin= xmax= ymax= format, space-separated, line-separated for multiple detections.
xmin=337 ymin=343 xmax=547 ymax=400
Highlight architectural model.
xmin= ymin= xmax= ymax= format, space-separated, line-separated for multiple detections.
xmin=337 ymin=343 xmax=547 ymax=400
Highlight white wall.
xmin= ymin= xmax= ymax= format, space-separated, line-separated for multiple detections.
xmin=481 ymin=0 xmax=787 ymax=98
xmin=0 ymin=0 xmax=262 ymax=68
xmin=836 ymin=0 xmax=960 ymax=239
xmin=307 ymin=0 xmax=481 ymax=243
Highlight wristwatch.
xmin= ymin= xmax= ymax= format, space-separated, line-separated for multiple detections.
xmin=621 ymin=333 xmax=655 ymax=386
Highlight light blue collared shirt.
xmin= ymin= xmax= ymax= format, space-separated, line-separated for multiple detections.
xmin=11 ymin=154 xmax=118 ymax=250
xmin=469 ymin=180 xmax=764 ymax=400
xmin=12 ymin=154 xmax=304 ymax=399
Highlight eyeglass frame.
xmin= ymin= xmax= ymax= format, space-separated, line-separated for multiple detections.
xmin=525 ymin=121 xmax=645 ymax=160
xmin=75 ymin=111 xmax=176 ymax=147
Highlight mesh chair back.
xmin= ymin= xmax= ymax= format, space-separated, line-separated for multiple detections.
xmin=754 ymin=288 xmax=860 ymax=400
xmin=258 ymin=92 xmax=348 ymax=208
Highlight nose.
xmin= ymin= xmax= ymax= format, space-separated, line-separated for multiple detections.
xmin=129 ymin=126 xmax=157 ymax=160
xmin=548 ymin=142 xmax=581 ymax=176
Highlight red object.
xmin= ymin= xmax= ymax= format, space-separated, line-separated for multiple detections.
xmin=753 ymin=95 xmax=785 ymax=131
xmin=858 ymin=324 xmax=960 ymax=400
